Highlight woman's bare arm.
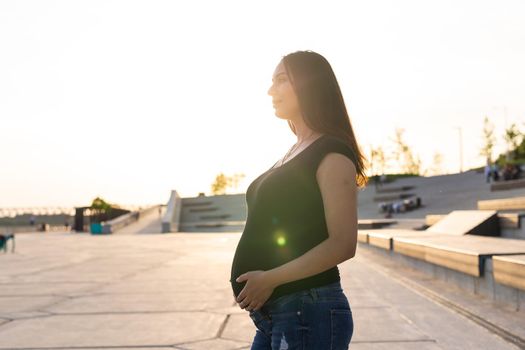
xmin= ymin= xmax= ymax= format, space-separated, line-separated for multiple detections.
xmin=236 ymin=153 xmax=358 ymax=310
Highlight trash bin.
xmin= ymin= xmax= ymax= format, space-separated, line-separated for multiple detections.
xmin=90 ymin=223 xmax=102 ymax=234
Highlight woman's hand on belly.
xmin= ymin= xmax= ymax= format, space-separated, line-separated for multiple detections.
xmin=235 ymin=270 xmax=277 ymax=311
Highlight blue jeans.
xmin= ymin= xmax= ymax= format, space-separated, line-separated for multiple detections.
xmin=248 ymin=281 xmax=353 ymax=349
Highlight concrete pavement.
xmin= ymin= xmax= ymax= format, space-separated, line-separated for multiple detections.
xmin=0 ymin=231 xmax=523 ymax=349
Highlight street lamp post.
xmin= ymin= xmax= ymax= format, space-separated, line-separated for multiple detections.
xmin=454 ymin=127 xmax=463 ymax=173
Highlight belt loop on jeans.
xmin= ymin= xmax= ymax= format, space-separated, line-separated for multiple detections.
xmin=261 ymin=307 xmax=272 ymax=320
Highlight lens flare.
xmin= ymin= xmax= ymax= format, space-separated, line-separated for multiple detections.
xmin=277 ymin=236 xmax=286 ymax=246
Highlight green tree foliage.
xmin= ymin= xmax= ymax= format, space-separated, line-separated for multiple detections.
xmin=495 ymin=123 xmax=525 ymax=166
xmin=90 ymin=197 xmax=112 ymax=223
xmin=370 ymin=146 xmax=387 ymax=176
xmin=427 ymin=151 xmax=444 ymax=176
xmin=91 ymin=197 xmax=111 ymax=211
xmin=503 ymin=123 xmax=523 ymax=161
xmin=211 ymin=173 xmax=246 ymax=195
xmin=480 ymin=116 xmax=496 ymax=163
xmin=391 ymin=128 xmax=421 ymax=175
xmin=211 ymin=173 xmax=228 ymax=195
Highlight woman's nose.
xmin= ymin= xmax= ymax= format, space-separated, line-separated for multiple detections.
xmin=267 ymin=84 xmax=275 ymax=96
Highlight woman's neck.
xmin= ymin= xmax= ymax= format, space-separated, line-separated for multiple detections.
xmin=291 ymin=118 xmax=320 ymax=142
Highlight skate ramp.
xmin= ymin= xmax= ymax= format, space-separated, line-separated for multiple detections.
xmin=425 ymin=210 xmax=499 ymax=236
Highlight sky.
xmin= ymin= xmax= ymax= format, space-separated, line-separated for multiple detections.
xmin=1 ymin=0 xmax=524 ymax=208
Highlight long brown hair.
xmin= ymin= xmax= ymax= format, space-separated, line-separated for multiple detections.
xmin=282 ymin=50 xmax=368 ymax=187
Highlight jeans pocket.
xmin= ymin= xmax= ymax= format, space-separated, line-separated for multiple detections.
xmin=249 ymin=310 xmax=270 ymax=330
xmin=330 ymin=309 xmax=353 ymax=350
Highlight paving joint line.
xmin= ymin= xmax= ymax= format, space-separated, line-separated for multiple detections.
xmin=350 ymin=339 xmax=438 ymax=344
xmin=216 ymin=314 xmax=231 ymax=338
xmin=0 ymin=345 xmax=179 ymax=350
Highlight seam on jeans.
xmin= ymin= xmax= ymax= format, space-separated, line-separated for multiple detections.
xmin=330 ymin=309 xmax=351 ymax=350
xmin=330 ymin=309 xmax=333 ymax=350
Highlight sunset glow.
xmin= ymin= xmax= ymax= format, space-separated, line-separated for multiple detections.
xmin=1 ymin=0 xmax=524 ymax=207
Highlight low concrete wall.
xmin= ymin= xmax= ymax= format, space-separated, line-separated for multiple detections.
xmin=360 ymin=243 xmax=525 ymax=311
xmin=102 ymin=205 xmax=161 ymax=234
xmin=162 ymin=190 xmax=182 ymax=233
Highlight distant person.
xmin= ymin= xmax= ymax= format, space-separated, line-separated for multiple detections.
xmin=230 ymin=51 xmax=367 ymax=349
xmin=492 ymin=164 xmax=500 ymax=182
xmin=503 ymin=163 xmax=521 ymax=181
xmin=29 ymin=215 xmax=36 ymax=226
xmin=380 ymin=173 xmax=387 ymax=185
xmin=484 ymin=162 xmax=492 ymax=183
xmin=515 ymin=164 xmax=523 ymax=179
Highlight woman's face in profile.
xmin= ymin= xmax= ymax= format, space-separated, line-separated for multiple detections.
xmin=267 ymin=61 xmax=301 ymax=120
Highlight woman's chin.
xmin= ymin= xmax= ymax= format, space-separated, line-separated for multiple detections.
xmin=273 ymin=110 xmax=289 ymax=120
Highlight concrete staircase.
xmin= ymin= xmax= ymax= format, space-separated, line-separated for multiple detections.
xmin=178 ymin=194 xmax=247 ymax=232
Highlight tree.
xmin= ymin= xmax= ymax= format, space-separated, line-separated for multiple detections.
xmin=228 ymin=173 xmax=246 ymax=192
xmin=211 ymin=172 xmax=246 ymax=195
xmin=480 ymin=116 xmax=496 ymax=163
xmin=211 ymin=173 xmax=228 ymax=195
xmin=391 ymin=128 xmax=420 ymax=175
xmin=90 ymin=197 xmax=112 ymax=223
xmin=503 ymin=123 xmax=523 ymax=161
xmin=427 ymin=152 xmax=444 ymax=176
xmin=370 ymin=146 xmax=387 ymax=176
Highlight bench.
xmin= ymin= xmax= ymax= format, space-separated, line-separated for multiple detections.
xmin=493 ymin=254 xmax=525 ymax=291
xmin=425 ymin=214 xmax=445 ymax=226
xmin=393 ymin=235 xmax=525 ymax=277
xmin=498 ymin=213 xmax=524 ymax=229
xmin=357 ymin=219 xmax=396 ymax=230
xmin=373 ymin=193 xmax=416 ymax=202
xmin=0 ymin=234 xmax=15 ymax=253
xmin=360 ymin=229 xmax=437 ymax=251
xmin=490 ymin=178 xmax=525 ymax=191
xmin=477 ymin=196 xmax=525 ymax=211
xmin=357 ymin=231 xmax=369 ymax=243
xmin=375 ymin=185 xmax=415 ymax=193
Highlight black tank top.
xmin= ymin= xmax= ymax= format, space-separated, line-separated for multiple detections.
xmin=230 ymin=134 xmax=356 ymax=301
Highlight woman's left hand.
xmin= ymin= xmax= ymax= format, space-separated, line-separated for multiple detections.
xmin=236 ymin=270 xmax=276 ymax=311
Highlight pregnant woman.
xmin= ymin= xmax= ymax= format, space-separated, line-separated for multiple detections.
xmin=230 ymin=50 xmax=367 ymax=349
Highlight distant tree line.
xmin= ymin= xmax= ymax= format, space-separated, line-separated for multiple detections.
xmin=211 ymin=173 xmax=246 ymax=195
xmin=481 ymin=117 xmax=525 ymax=165
xmin=369 ymin=128 xmax=425 ymax=177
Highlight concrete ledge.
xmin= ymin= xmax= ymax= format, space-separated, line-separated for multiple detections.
xmin=490 ymin=178 xmax=525 ymax=192
xmin=499 ymin=212 xmax=524 ymax=229
xmin=357 ymin=231 xmax=368 ymax=243
xmin=357 ymin=219 xmax=396 ymax=230
xmin=425 ymin=245 xmax=481 ymax=276
xmin=162 ymin=190 xmax=182 ymax=233
xmin=393 ymin=235 xmax=525 ymax=277
xmin=425 ymin=214 xmax=445 ymax=226
xmin=478 ymin=196 xmax=525 ymax=211
xmin=373 ymin=193 xmax=416 ymax=202
xmin=102 ymin=211 xmax=139 ymax=234
xmin=362 ymin=229 xmax=436 ymax=251
xmin=360 ymin=242 xmax=525 ymax=311
xmin=493 ymin=254 xmax=525 ymax=291
xmin=375 ymin=185 xmax=415 ymax=193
